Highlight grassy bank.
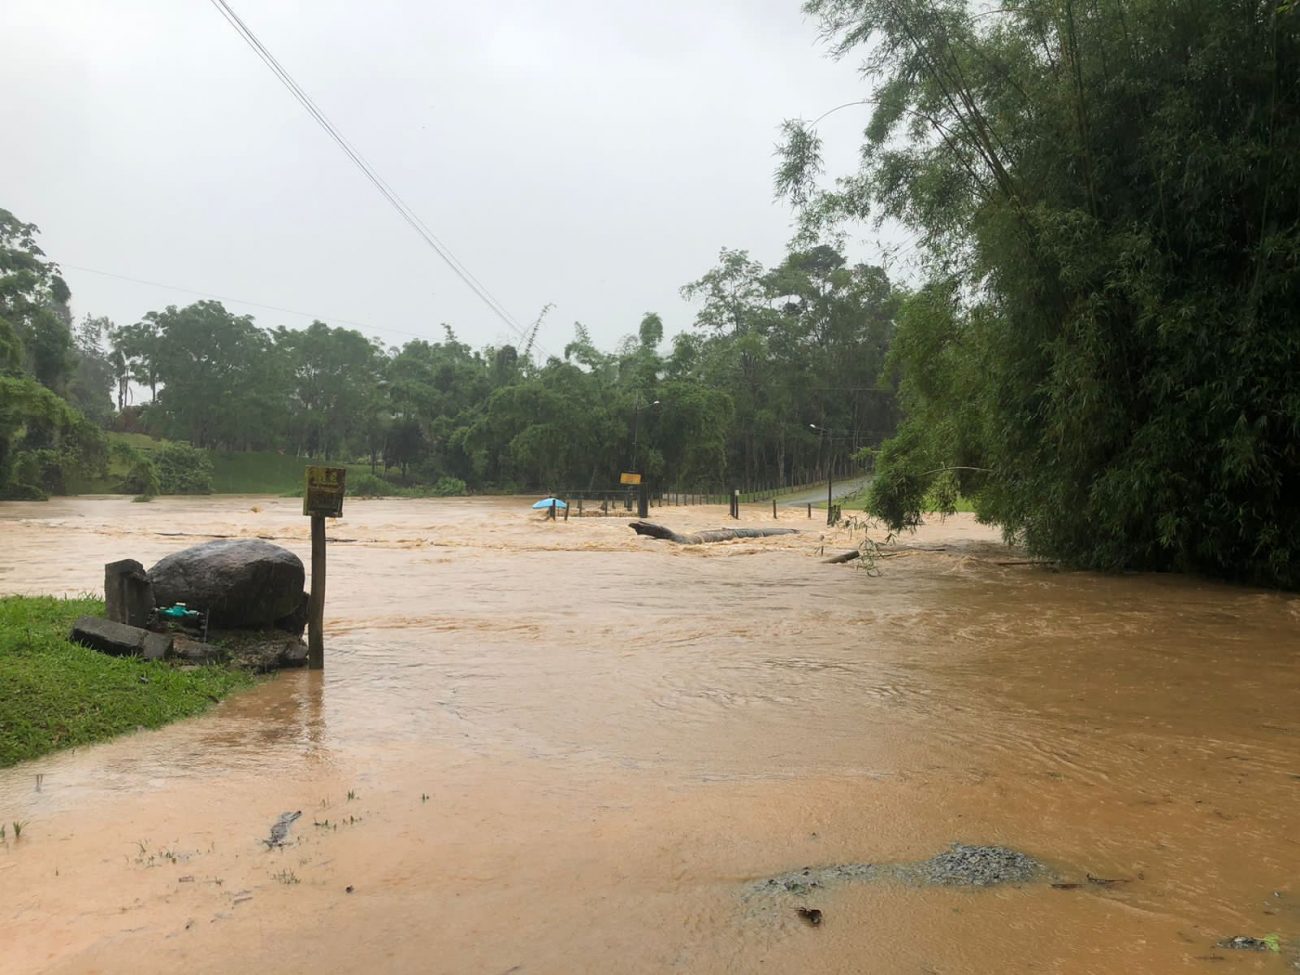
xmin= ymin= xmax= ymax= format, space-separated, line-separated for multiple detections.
xmin=209 ymin=450 xmax=373 ymax=495
xmin=831 ymin=484 xmax=976 ymax=515
xmin=0 ymin=596 xmax=255 ymax=768
xmin=71 ymin=433 xmax=384 ymax=496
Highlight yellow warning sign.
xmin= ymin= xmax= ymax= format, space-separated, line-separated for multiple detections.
xmin=303 ymin=466 xmax=346 ymax=517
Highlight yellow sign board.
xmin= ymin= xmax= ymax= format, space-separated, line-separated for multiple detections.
xmin=303 ymin=466 xmax=347 ymax=518
xmin=619 ymin=471 xmax=642 ymax=486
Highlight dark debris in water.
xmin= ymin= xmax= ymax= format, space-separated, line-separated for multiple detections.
xmin=797 ymin=907 xmax=823 ymax=927
xmin=1216 ymin=935 xmax=1276 ymax=952
xmin=759 ymin=862 xmax=878 ymax=897
xmin=263 ymin=810 xmax=302 ymax=849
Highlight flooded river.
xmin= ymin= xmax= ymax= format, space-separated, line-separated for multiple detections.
xmin=1 ymin=496 xmax=1298 ymax=973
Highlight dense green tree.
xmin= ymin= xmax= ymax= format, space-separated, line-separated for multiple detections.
xmin=0 ymin=210 xmax=105 ymax=498
xmin=111 ymin=318 xmax=161 ymax=402
xmin=0 ymin=209 xmax=73 ymax=392
xmin=779 ymin=0 xmax=1300 ymax=588
xmin=66 ymin=315 xmax=117 ymax=425
xmin=680 ymin=246 xmax=900 ymax=487
xmin=139 ymin=302 xmax=284 ymax=449
xmin=273 ymin=322 xmax=384 ymax=460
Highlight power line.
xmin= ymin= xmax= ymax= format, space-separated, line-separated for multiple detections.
xmin=204 ymin=0 xmax=548 ymax=355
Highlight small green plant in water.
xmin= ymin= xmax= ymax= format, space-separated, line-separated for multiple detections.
xmin=13 ymin=820 xmax=27 ymax=839
xmin=346 ymin=789 xmax=357 ymax=801
xmin=1264 ymin=934 xmax=1281 ymax=953
xmin=272 ymin=869 xmax=300 ymax=885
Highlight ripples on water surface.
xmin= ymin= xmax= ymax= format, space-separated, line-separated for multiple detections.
xmin=1 ymin=496 xmax=1298 ymax=973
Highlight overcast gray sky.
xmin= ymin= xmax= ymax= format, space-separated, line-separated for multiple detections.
xmin=1 ymin=0 xmax=884 ymax=356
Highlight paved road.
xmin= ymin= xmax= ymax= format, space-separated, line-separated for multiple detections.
xmin=778 ymin=475 xmax=871 ymax=506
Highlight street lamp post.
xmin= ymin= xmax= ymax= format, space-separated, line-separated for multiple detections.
xmin=632 ymin=394 xmax=660 ymax=518
xmin=810 ymin=423 xmax=834 ymax=526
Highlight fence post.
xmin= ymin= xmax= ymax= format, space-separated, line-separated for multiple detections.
xmin=772 ymin=498 xmax=777 ymax=519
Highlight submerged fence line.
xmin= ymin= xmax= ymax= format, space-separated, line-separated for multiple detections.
xmin=548 ymin=468 xmax=867 ymax=517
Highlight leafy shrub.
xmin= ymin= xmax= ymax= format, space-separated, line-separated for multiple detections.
xmin=119 ymin=456 xmax=161 ymax=498
xmin=155 ymin=442 xmax=213 ymax=494
xmin=348 ymin=472 xmax=400 ymax=497
xmin=0 ymin=481 xmax=47 ymax=501
xmin=14 ymin=449 xmax=68 ymax=495
xmin=431 ymin=476 xmax=467 ymax=497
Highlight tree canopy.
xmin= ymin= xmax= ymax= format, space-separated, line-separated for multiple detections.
xmin=104 ymin=241 xmax=899 ymax=494
xmin=0 ymin=206 xmax=900 ymax=500
xmin=779 ymin=0 xmax=1300 ymax=588
xmin=0 ymin=210 xmax=106 ymax=498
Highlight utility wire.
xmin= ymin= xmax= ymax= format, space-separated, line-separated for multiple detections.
xmin=205 ymin=0 xmax=546 ymax=354
xmin=206 ymin=0 xmax=515 ymax=328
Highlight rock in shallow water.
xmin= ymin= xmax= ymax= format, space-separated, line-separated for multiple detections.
xmin=148 ymin=539 xmax=307 ymax=630
xmin=749 ymin=844 xmax=1048 ymax=900
xmin=1216 ymin=935 xmax=1276 ymax=952
xmin=914 ymin=843 xmax=1045 ymax=887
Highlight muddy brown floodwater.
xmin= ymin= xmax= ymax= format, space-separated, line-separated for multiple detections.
xmin=2 ymin=496 xmax=1299 ymax=973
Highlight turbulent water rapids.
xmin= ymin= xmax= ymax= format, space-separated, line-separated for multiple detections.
xmin=1 ymin=496 xmax=1298 ymax=973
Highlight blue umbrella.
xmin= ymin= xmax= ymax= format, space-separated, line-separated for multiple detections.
xmin=531 ymin=497 xmax=567 ymax=510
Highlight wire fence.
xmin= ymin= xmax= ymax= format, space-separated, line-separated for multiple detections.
xmin=549 ymin=464 xmax=867 ymax=518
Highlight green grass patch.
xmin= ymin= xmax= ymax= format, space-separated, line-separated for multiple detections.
xmin=828 ymin=486 xmax=871 ymax=510
xmin=924 ymin=491 xmax=976 ymax=514
xmin=0 ymin=596 xmax=255 ymax=768
xmin=64 ymin=433 xmax=455 ymax=498
xmin=830 ymin=485 xmax=976 ymax=515
xmin=75 ymin=433 xmax=376 ymax=496
xmin=208 ymin=450 xmax=374 ymax=495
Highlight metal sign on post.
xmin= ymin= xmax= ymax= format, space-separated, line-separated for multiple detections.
xmin=303 ymin=466 xmax=346 ymax=670
xmin=304 ymin=466 xmax=347 ymax=518
xmin=619 ymin=471 xmax=642 ymax=486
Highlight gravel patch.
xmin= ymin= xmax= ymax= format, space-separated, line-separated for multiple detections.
xmin=911 ymin=843 xmax=1046 ymax=887
xmin=747 ymin=844 xmax=1048 ymax=901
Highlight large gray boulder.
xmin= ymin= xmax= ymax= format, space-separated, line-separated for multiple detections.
xmin=148 ymin=539 xmax=306 ymax=630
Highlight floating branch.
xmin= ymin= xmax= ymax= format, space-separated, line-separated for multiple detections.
xmin=628 ymin=521 xmax=799 ymax=545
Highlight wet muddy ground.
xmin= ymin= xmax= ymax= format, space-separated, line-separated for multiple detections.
xmin=1 ymin=496 xmax=1298 ymax=973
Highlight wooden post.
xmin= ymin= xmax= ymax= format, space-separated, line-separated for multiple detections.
xmin=304 ymin=465 xmax=345 ymax=672
xmin=807 ymin=502 xmax=812 ymax=519
xmin=308 ymin=514 xmax=325 ymax=670
xmin=826 ymin=472 xmax=834 ymax=527
xmin=772 ymin=498 xmax=777 ymax=519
